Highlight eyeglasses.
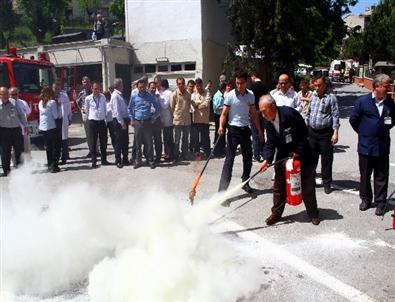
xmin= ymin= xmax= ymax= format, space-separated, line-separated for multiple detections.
xmin=279 ymin=82 xmax=288 ymax=85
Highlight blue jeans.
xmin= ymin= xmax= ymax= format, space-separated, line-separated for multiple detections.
xmin=250 ymin=111 xmax=265 ymax=159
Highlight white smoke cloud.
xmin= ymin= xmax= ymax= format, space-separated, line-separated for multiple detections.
xmin=1 ymin=167 xmax=263 ymax=301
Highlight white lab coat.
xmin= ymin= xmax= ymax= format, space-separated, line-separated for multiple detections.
xmin=59 ymin=91 xmax=72 ymax=140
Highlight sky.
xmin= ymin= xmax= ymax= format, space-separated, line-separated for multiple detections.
xmin=349 ymin=0 xmax=381 ymax=15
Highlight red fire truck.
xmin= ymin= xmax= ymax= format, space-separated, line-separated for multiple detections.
xmin=0 ymin=48 xmax=56 ymax=137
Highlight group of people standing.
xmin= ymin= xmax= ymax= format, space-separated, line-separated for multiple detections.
xmin=74 ymin=75 xmax=215 ymax=170
xmin=1 ymin=68 xmax=394 ymax=226
xmin=216 ymin=69 xmax=394 ymax=226
xmin=0 ymin=80 xmax=74 ymax=175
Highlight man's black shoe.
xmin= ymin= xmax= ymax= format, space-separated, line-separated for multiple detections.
xmin=101 ymin=160 xmax=111 ymax=166
xmin=150 ymin=162 xmax=156 ymax=169
xmin=134 ymin=162 xmax=142 ymax=169
xmin=51 ymin=166 xmax=60 ymax=173
xmin=265 ymin=213 xmax=281 ymax=226
xmin=92 ymin=162 xmax=97 ymax=169
xmin=242 ymin=182 xmax=254 ymax=194
xmin=324 ymin=186 xmax=332 ymax=194
xmin=116 ymin=162 xmax=123 ymax=169
xmin=359 ymin=200 xmax=371 ymax=211
xmin=122 ymin=160 xmax=129 ymax=166
xmin=311 ymin=217 xmax=321 ymax=225
xmin=375 ymin=203 xmax=386 ymax=216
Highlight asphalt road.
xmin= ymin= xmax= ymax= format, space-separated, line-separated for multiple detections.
xmin=1 ymin=83 xmax=394 ymax=302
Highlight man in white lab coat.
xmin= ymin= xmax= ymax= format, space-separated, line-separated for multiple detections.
xmin=53 ymin=81 xmax=72 ymax=165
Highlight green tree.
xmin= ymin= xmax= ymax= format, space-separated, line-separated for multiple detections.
xmin=0 ymin=0 xmax=19 ymax=49
xmin=109 ymin=0 xmax=125 ymax=37
xmin=17 ymin=0 xmax=70 ymax=43
xmin=362 ymin=0 xmax=395 ymax=63
xmin=77 ymin=0 xmax=100 ymax=17
xmin=226 ymin=0 xmax=357 ymax=75
xmin=342 ymin=34 xmax=364 ymax=61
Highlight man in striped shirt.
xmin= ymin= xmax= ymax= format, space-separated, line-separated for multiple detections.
xmin=306 ymin=76 xmax=340 ymax=194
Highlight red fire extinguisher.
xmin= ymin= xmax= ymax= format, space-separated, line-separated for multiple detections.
xmin=285 ymin=158 xmax=303 ymax=206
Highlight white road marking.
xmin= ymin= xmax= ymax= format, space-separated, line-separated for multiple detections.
xmin=220 ymin=219 xmax=377 ymax=302
xmin=390 ymin=163 xmax=395 ymax=167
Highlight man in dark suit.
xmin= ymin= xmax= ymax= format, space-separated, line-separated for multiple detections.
xmin=349 ymin=73 xmax=395 ymax=216
xmin=259 ymin=94 xmax=320 ymax=225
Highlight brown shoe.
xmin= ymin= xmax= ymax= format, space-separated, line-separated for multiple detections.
xmin=311 ymin=217 xmax=320 ymax=225
xmin=265 ymin=213 xmax=281 ymax=226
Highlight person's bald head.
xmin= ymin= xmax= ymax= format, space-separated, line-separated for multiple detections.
xmin=258 ymin=94 xmax=277 ymax=122
xmin=9 ymin=87 xmax=19 ymax=99
xmin=278 ymin=74 xmax=291 ymax=93
xmin=0 ymin=86 xmax=9 ymax=103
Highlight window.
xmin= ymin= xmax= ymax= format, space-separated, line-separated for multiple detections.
xmin=184 ymin=63 xmax=196 ymax=71
xmin=157 ymin=65 xmax=168 ymax=72
xmin=13 ymin=63 xmax=54 ymax=93
xmin=145 ymin=64 xmax=156 ymax=73
xmin=0 ymin=63 xmax=10 ymax=88
xmin=133 ymin=65 xmax=143 ymax=74
xmin=171 ymin=64 xmax=182 ymax=71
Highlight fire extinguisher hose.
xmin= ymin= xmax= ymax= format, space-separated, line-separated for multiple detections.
xmin=246 ymin=156 xmax=291 ymax=184
xmin=382 ymin=188 xmax=395 ymax=221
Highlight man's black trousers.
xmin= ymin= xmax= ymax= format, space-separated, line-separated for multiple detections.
xmin=218 ymin=125 xmax=252 ymax=191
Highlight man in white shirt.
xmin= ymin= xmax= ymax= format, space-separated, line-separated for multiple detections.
xmin=271 ymin=74 xmax=301 ymax=110
xmin=9 ymin=87 xmax=31 ymax=158
xmin=111 ymin=78 xmax=130 ymax=168
xmin=159 ymin=79 xmax=175 ymax=162
xmin=84 ymin=81 xmax=109 ymax=168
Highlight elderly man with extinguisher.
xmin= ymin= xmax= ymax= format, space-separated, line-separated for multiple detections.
xmin=259 ymin=94 xmax=320 ymax=226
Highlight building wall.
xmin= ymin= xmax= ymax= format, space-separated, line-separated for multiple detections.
xmin=125 ymin=0 xmax=231 ymax=85
xmin=344 ymin=15 xmax=365 ymax=31
xmin=344 ymin=7 xmax=372 ymax=32
xmin=201 ymin=0 xmax=232 ymax=85
xmin=125 ymin=0 xmax=203 ymax=84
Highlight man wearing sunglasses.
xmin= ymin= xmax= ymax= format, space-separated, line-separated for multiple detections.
xmin=271 ymin=74 xmax=301 ymax=111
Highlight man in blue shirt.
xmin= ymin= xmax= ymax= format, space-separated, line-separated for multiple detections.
xmin=128 ymin=79 xmax=160 ymax=169
xmin=148 ymin=81 xmax=163 ymax=164
xmin=212 ymin=82 xmax=227 ymax=157
xmin=218 ymin=70 xmax=264 ymax=194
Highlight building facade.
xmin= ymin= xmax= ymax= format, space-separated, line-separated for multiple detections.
xmin=125 ymin=0 xmax=232 ymax=85
xmin=344 ymin=6 xmax=373 ymax=33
